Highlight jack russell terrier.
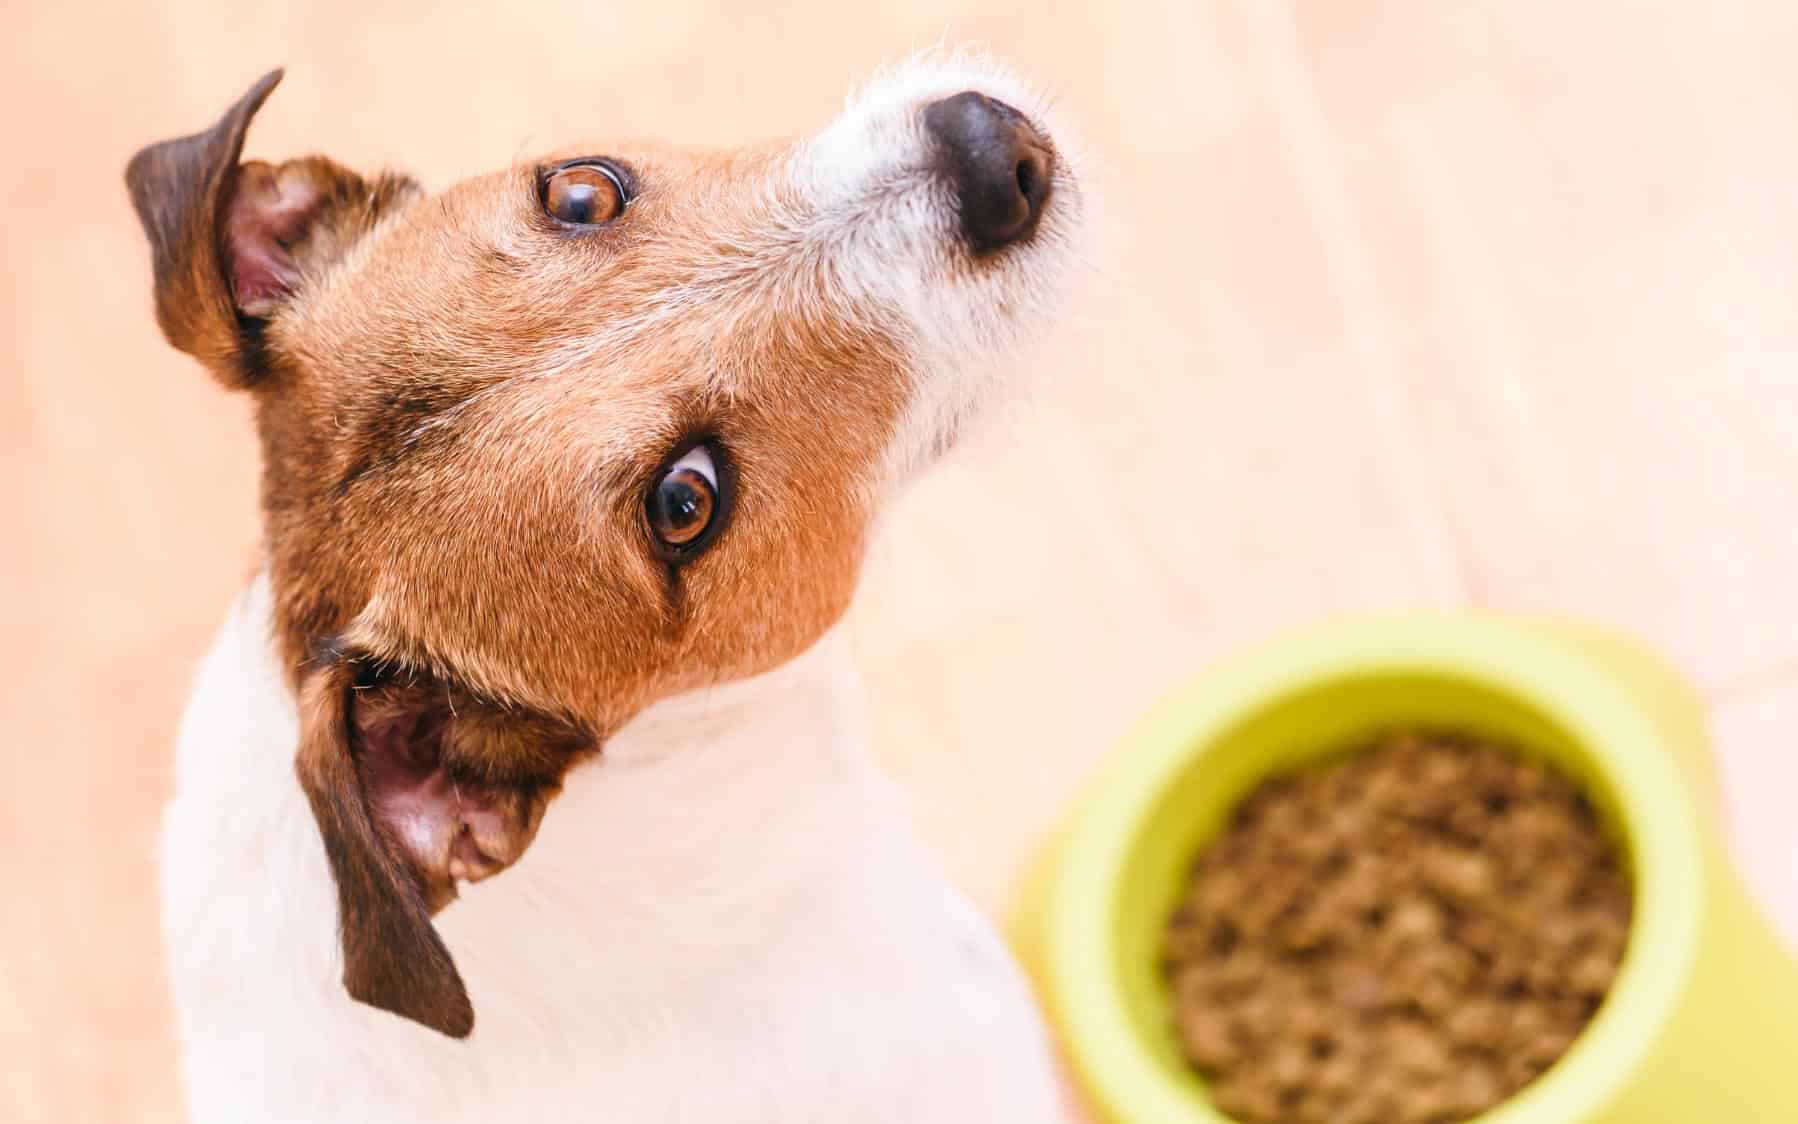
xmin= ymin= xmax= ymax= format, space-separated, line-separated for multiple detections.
xmin=128 ymin=53 xmax=1086 ymax=1123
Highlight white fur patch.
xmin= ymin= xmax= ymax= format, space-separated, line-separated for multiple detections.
xmin=790 ymin=51 xmax=1091 ymax=486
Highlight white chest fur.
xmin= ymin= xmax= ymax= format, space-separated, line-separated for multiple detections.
xmin=160 ymin=576 xmax=1065 ymax=1123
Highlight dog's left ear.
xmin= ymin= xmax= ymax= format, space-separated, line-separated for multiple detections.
xmin=124 ymin=69 xmax=416 ymax=386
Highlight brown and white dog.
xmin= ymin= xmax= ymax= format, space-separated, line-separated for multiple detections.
xmin=129 ymin=53 xmax=1084 ymax=1123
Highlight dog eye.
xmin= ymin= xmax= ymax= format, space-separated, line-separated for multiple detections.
xmin=647 ymin=445 xmax=723 ymax=556
xmin=541 ymin=161 xmax=628 ymax=226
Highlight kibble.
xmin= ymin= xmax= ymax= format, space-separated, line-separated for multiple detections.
xmin=1163 ymin=732 xmax=1632 ymax=1124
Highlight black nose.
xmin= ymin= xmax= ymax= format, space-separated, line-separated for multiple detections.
xmin=922 ymin=91 xmax=1055 ymax=254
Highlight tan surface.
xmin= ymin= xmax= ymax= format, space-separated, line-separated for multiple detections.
xmin=5 ymin=2 xmax=1797 ymax=1120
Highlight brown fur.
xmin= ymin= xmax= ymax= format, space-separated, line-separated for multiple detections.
xmin=127 ymin=72 xmax=913 ymax=1036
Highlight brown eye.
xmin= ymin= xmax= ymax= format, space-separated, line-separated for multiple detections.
xmin=542 ymin=162 xmax=627 ymax=226
xmin=647 ymin=445 xmax=722 ymax=554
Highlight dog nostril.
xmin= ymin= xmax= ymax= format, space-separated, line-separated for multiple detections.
xmin=922 ymin=90 xmax=1056 ymax=254
xmin=1015 ymin=159 xmax=1037 ymax=200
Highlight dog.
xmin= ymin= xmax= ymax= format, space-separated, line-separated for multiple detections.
xmin=129 ymin=52 xmax=1086 ymax=1123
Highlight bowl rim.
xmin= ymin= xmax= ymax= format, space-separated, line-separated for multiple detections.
xmin=1038 ymin=615 xmax=1705 ymax=1123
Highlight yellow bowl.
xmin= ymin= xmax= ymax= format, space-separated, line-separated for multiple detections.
xmin=1012 ymin=616 xmax=1798 ymax=1123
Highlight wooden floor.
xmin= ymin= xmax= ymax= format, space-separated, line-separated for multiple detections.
xmin=6 ymin=1 xmax=1797 ymax=1119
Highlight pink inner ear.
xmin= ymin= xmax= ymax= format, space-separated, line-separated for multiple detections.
xmin=226 ymin=161 xmax=325 ymax=317
xmin=356 ymin=697 xmax=543 ymax=913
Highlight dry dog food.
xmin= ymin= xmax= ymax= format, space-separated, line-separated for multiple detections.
xmin=1163 ymin=732 xmax=1632 ymax=1124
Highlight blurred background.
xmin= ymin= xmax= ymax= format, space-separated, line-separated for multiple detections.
xmin=5 ymin=1 xmax=1797 ymax=1120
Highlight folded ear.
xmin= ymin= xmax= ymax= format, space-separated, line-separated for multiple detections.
xmin=294 ymin=661 xmax=589 ymax=1038
xmin=124 ymin=69 xmax=416 ymax=386
xmin=294 ymin=664 xmax=474 ymax=1038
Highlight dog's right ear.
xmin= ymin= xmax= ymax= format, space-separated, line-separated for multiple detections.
xmin=124 ymin=70 xmax=416 ymax=386
xmin=292 ymin=663 xmax=475 ymax=1039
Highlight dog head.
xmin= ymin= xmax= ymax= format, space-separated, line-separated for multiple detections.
xmin=127 ymin=57 xmax=1085 ymax=1037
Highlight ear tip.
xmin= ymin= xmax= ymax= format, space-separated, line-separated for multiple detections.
xmin=122 ymin=144 xmax=154 ymax=195
xmin=123 ymin=66 xmax=288 ymax=200
xmin=419 ymin=985 xmax=475 ymax=1038
xmin=345 ymin=967 xmax=476 ymax=1039
xmin=235 ymin=67 xmax=286 ymax=125
xmin=340 ymin=917 xmax=477 ymax=1039
xmin=418 ymin=990 xmax=476 ymax=1039
xmin=431 ymin=974 xmax=476 ymax=1039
